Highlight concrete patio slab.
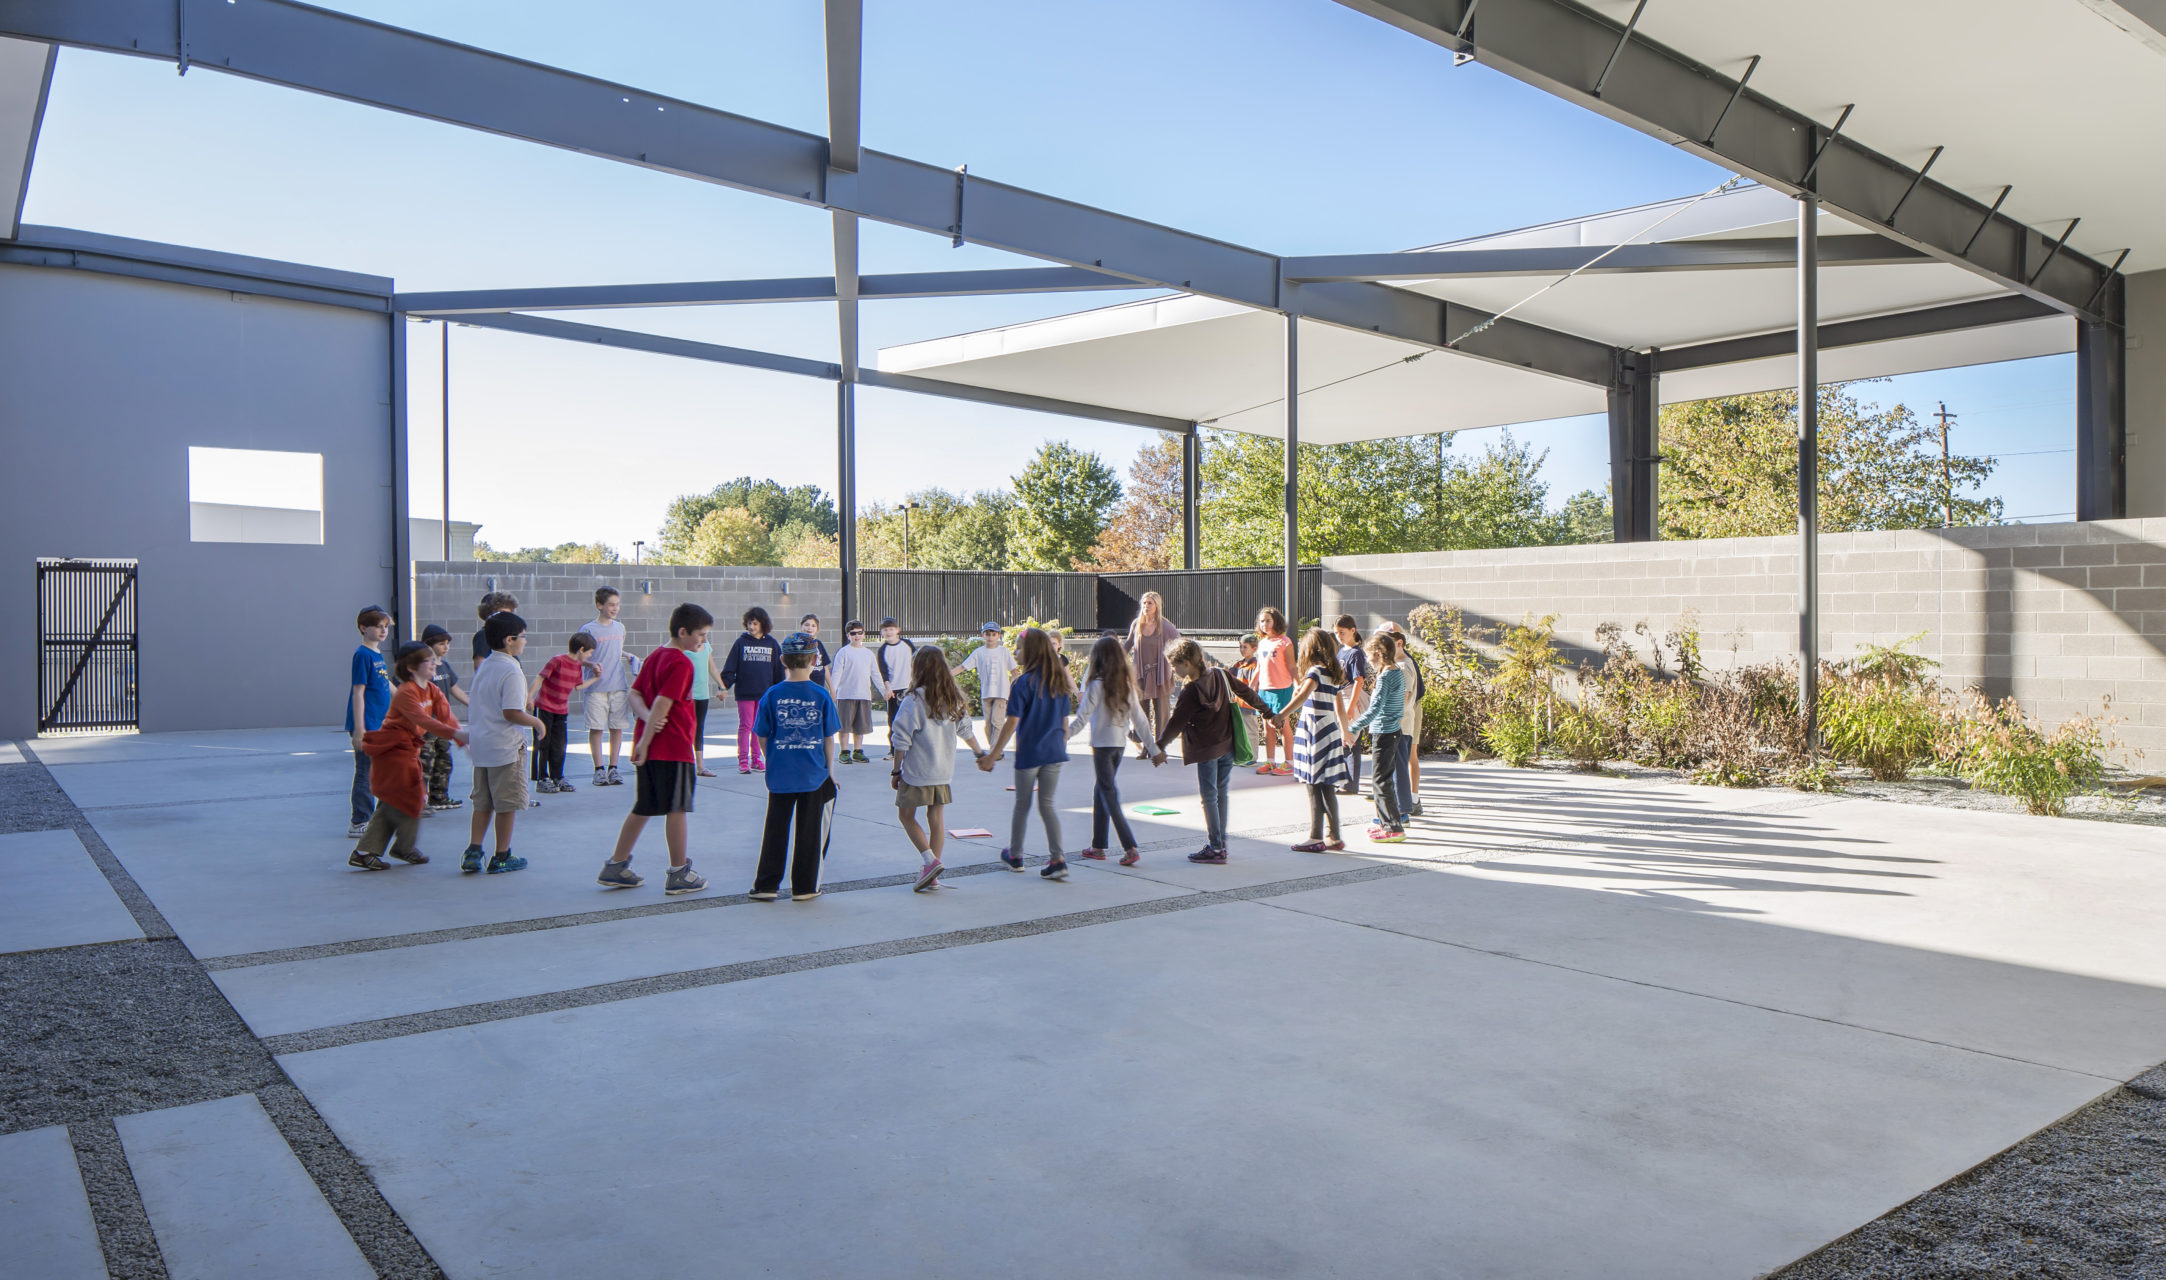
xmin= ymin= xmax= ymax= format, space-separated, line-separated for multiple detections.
xmin=282 ymin=899 xmax=2109 ymax=1280
xmin=114 ymin=1093 xmax=371 ymax=1280
xmin=0 ymin=827 xmax=143 ymax=955
xmin=0 ymin=1125 xmax=105 ymax=1280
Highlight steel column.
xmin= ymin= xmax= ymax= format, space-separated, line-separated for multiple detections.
xmin=1283 ymin=314 xmax=1300 ymax=619
xmin=390 ymin=311 xmax=414 ymax=640
xmin=1797 ymin=197 xmax=1820 ymax=740
xmin=1606 ymin=352 xmax=1657 ymax=542
xmin=1182 ymin=428 xmax=1201 ymax=571
xmin=838 ymin=381 xmax=858 ymax=625
xmin=439 ymin=320 xmax=450 ymax=560
xmin=2076 ymin=286 xmax=2127 ymax=521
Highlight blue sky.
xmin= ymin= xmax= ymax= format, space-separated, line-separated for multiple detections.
xmin=23 ymin=0 xmax=2075 ymax=550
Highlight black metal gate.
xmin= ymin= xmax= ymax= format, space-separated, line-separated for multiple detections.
xmin=37 ymin=559 xmax=139 ymax=732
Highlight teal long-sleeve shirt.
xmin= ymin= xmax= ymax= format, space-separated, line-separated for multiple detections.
xmin=1348 ymin=665 xmax=1404 ymax=737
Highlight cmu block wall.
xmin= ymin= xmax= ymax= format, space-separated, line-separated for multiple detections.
xmin=1324 ymin=518 xmax=2166 ymax=763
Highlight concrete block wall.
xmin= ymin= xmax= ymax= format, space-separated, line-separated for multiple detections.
xmin=1324 ymin=518 xmax=2166 ymax=763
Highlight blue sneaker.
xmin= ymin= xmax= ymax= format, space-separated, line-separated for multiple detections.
xmin=1000 ymin=847 xmax=1024 ymax=871
xmin=1039 ymin=855 xmax=1068 ymax=881
xmin=485 ymin=850 xmax=528 ymax=874
xmin=460 ymin=845 xmax=484 ymax=874
xmin=596 ymin=859 xmax=644 ymax=890
xmin=664 ymin=862 xmax=708 ymax=896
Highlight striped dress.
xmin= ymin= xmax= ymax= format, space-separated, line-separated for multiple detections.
xmin=1291 ymin=665 xmax=1351 ymax=787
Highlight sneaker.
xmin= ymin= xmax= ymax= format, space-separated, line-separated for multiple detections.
xmin=597 ymin=859 xmax=644 ymax=890
xmin=1076 ymin=847 xmax=1107 ymax=860
xmin=346 ymin=821 xmax=369 ymax=839
xmin=740 ymin=766 xmax=752 ymax=775
xmin=526 ymin=798 xmax=541 ymax=808
xmin=1119 ymin=849 xmax=1141 ymax=867
xmin=1000 ymin=847 xmax=1025 ymax=871
xmin=914 ymin=861 xmax=943 ymax=892
xmin=1323 ymin=839 xmax=1346 ymax=852
xmin=1374 ymin=829 xmax=1408 ymax=844
xmin=664 ymin=863 xmax=708 ymax=896
xmin=539 ymin=778 xmax=558 ymax=794
xmin=347 ymin=850 xmax=389 ymax=871
xmin=752 ymin=761 xmax=765 ymax=773
xmin=1040 ymin=856 xmax=1069 ymax=881
xmin=388 ymin=847 xmax=430 ymax=865
xmin=1407 ymin=803 xmax=1425 ymax=818
xmin=486 ymin=850 xmax=528 ymax=874
xmin=594 ymin=767 xmax=609 ymax=788
xmin=554 ymin=779 xmax=576 ymax=793
xmin=1255 ymin=765 xmax=1275 ymax=776
xmin=1366 ymin=824 xmax=1391 ymax=840
xmin=1187 ymin=847 xmax=1227 ymax=865
xmin=749 ymin=890 xmax=780 ymax=901
xmin=460 ymin=845 xmax=484 ymax=874
xmin=606 ymin=766 xmax=623 ymax=787
xmin=1292 ymin=840 xmax=1330 ymax=853
xmin=791 ymin=889 xmax=820 ymax=901
xmin=419 ymin=807 xmax=436 ymax=820
xmin=854 ymin=750 xmax=870 ymax=764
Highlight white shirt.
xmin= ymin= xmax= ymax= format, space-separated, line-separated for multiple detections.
xmin=962 ymin=642 xmax=1017 ymax=701
xmin=830 ymin=644 xmax=878 ymax=702
xmin=467 ymin=652 xmax=530 ymax=767
xmin=887 ymin=693 xmax=984 ymax=787
xmin=1065 ymin=678 xmax=1158 ymax=750
xmin=579 ymin=618 xmax=631 ymax=692
xmin=875 ymin=640 xmax=915 ymax=694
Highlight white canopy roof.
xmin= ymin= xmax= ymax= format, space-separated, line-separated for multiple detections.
xmin=878 ymin=185 xmax=2071 ymax=444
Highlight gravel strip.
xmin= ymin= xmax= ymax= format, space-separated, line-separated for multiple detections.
xmin=256 ymin=1082 xmax=446 ymax=1280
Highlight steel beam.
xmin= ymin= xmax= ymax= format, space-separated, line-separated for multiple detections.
xmin=2076 ymin=285 xmax=2127 ymax=521
xmin=1283 ymin=236 xmax=1923 ymax=282
xmin=1606 ymin=352 xmax=1656 ymax=541
xmin=390 ymin=312 xmax=414 ymax=640
xmin=2 ymin=227 xmax=392 ymax=311
xmin=1651 ymin=295 xmax=2062 ymax=374
xmin=0 ymin=36 xmax=54 ymax=239
xmin=0 ymin=0 xmax=1624 ymax=385
xmin=1182 ymin=429 xmax=1201 ymax=571
xmin=394 ymin=267 xmax=1141 ymax=316
xmin=1797 ymin=197 xmax=1820 ymax=741
xmin=838 ymin=380 xmax=858 ymax=625
xmin=1332 ymin=0 xmax=2116 ymax=322
xmin=1283 ymin=314 xmax=1301 ymax=619
xmin=856 ymin=371 xmax=1191 ymax=434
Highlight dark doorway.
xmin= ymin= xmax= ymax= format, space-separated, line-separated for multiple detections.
xmin=37 ymin=558 xmax=139 ymax=732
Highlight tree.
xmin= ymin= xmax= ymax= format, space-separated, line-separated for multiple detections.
xmin=684 ymin=506 xmax=774 ymax=566
xmin=777 ymin=527 xmax=839 ymax=568
xmin=1660 ymin=382 xmax=2001 ymax=540
xmin=1007 ymin=442 xmax=1123 ymax=570
xmin=473 ymin=539 xmax=621 ymax=564
xmin=925 ymin=489 xmax=1015 ymax=570
xmin=655 ymin=477 xmax=836 ymax=563
xmin=1080 ymin=437 xmax=1184 ymax=571
xmin=1545 ymin=489 xmax=1613 ymax=545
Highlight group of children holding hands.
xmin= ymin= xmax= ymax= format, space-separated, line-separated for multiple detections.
xmin=342 ymin=587 xmax=1429 ymax=898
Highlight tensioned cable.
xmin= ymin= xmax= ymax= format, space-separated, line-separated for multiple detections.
xmin=1198 ymin=171 xmax=1748 ymax=429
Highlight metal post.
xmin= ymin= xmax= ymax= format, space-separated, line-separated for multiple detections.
xmin=1181 ymin=427 xmax=1201 ymax=570
xmin=2076 ymin=284 xmax=2127 ymax=521
xmin=440 ymin=320 xmax=451 ymax=560
xmin=1797 ymin=196 xmax=1820 ymax=741
xmin=1283 ymin=312 xmax=1300 ymax=621
xmin=837 ymin=380 xmax=858 ymax=624
xmin=1607 ymin=351 xmax=1657 ymax=541
xmin=390 ymin=312 xmax=414 ymax=640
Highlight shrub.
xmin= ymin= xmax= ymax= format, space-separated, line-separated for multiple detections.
xmin=1483 ymin=708 xmax=1542 ymax=767
xmin=1949 ymin=694 xmax=2113 ymax=816
xmin=1779 ymin=758 xmax=1844 ymax=793
xmin=1550 ymin=706 xmax=1610 ymax=770
xmin=1419 ymin=679 xmax=1489 ymax=756
xmin=1818 ymin=672 xmax=1943 ymax=780
xmin=1627 ymin=681 xmax=1699 ymax=768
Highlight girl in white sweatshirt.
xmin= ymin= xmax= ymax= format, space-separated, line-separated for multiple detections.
xmin=888 ymin=647 xmax=986 ymax=891
xmin=1065 ymin=635 xmax=1165 ymax=865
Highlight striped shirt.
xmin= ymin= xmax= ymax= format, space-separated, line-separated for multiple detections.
xmin=1349 ymin=666 xmax=1405 ymax=737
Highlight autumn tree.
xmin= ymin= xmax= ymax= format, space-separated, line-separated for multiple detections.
xmin=1080 ymin=437 xmax=1184 ymax=571
xmin=684 ymin=506 xmax=774 ymax=566
xmin=473 ymin=539 xmax=621 ymax=564
xmin=655 ymin=477 xmax=836 ymax=563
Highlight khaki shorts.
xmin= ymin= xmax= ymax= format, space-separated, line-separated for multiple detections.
xmin=896 ymin=782 xmax=952 ymax=810
xmin=471 ymin=757 xmax=530 ymax=813
xmin=583 ymin=688 xmax=634 ymax=733
xmin=837 ymin=699 xmax=873 ymax=734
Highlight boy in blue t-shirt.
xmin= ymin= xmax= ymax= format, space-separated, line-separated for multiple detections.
xmin=345 ymin=606 xmax=394 ymax=837
xmin=750 ymin=632 xmax=840 ymax=902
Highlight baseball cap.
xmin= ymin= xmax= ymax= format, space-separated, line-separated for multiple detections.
xmin=420 ymin=624 xmax=451 ymax=644
xmin=980 ymin=620 xmax=1000 ymax=633
xmin=781 ymin=631 xmax=819 ymax=655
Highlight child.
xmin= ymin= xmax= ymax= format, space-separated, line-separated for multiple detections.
xmin=528 ymin=632 xmax=595 ymax=794
xmin=417 ymin=626 xmax=470 ymax=812
xmin=580 ymin=586 xmax=634 ymax=787
xmin=889 ymin=647 xmax=987 ymax=892
xmin=830 ymin=620 xmax=878 ymax=764
xmin=720 ymin=606 xmax=784 ymax=775
xmin=345 ymin=606 xmax=393 ymax=838
xmin=1346 ymin=631 xmax=1409 ymax=844
xmin=350 ymin=642 xmax=468 ymax=869
xmin=461 ymin=612 xmax=547 ymax=874
xmin=688 ymin=628 xmax=717 ymax=778
xmin=1230 ymin=633 xmax=1263 ymax=765
xmin=1065 ymin=635 xmax=1164 ymax=866
xmin=595 ymin=603 xmax=715 ymax=896
xmin=1384 ymin=622 xmax=1427 ymax=818
xmin=1278 ymin=629 xmax=1352 ymax=852
xmin=952 ymin=621 xmax=1016 ymax=742
xmin=874 ymin=617 xmax=916 ymax=737
xmin=1251 ymin=607 xmax=1298 ymax=777
xmin=799 ymin=614 xmax=834 ymax=690
xmin=1156 ymin=638 xmax=1271 ymax=864
xmin=979 ymin=627 xmax=1075 ymax=881
xmin=471 ymin=592 xmax=516 ymax=672
xmin=1333 ymin=615 xmax=1371 ymax=799
xmin=751 ymin=632 xmax=841 ymax=902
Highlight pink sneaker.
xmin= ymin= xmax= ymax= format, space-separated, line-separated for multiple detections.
xmin=1076 ymin=847 xmax=1107 ymax=860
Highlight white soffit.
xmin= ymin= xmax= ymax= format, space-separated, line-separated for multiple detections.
xmin=1579 ymin=0 xmax=2166 ymax=271
xmin=0 ymin=37 xmax=55 ymax=240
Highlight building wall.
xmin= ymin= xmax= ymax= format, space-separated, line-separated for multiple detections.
xmin=0 ymin=263 xmax=394 ymax=738
xmin=2127 ymin=268 xmax=2166 ymax=519
xmin=1324 ymin=518 xmax=2166 ymax=761
xmin=406 ymin=519 xmax=482 ymax=562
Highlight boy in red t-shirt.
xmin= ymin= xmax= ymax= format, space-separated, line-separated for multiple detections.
xmin=596 ymin=603 xmax=715 ymax=896
xmin=527 ymin=633 xmax=596 ymax=793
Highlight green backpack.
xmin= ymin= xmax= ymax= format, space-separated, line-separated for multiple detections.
xmin=1222 ymin=672 xmax=1256 ymax=767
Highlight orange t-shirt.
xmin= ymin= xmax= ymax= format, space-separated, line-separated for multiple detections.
xmin=1256 ymin=635 xmax=1296 ymax=691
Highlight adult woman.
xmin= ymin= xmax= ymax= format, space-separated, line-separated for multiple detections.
xmin=1123 ymin=591 xmax=1182 ymax=757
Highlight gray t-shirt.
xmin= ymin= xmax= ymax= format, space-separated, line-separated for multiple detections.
xmin=579 ymin=619 xmax=630 ymax=693
xmin=467 ymin=652 xmax=529 ymax=767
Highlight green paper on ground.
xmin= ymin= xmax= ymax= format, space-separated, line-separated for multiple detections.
xmin=1132 ymin=805 xmax=1179 ymax=816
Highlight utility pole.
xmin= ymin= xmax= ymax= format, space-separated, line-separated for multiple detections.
xmin=1934 ymin=401 xmax=1956 ymax=527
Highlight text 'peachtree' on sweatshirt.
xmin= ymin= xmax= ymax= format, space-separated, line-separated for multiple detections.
xmin=721 ymin=631 xmax=785 ymax=702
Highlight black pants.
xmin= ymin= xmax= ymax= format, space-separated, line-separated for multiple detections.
xmin=1306 ymin=782 xmax=1341 ymax=841
xmin=536 ymin=710 xmax=570 ymax=781
xmin=1089 ymin=746 xmax=1138 ymax=851
xmin=1344 ymin=736 xmax=1363 ymax=792
xmin=754 ymin=780 xmax=836 ymax=896
xmin=1370 ymin=732 xmax=1405 ymax=831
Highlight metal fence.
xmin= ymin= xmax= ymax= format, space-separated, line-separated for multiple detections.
xmin=37 ymin=558 xmax=139 ymax=732
xmin=858 ymin=566 xmax=1320 ymax=635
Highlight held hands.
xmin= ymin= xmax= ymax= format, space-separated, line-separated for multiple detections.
xmin=1152 ymin=752 xmax=1167 ymax=767
xmin=977 ymin=754 xmax=997 ymax=772
xmin=890 ymin=770 xmax=902 ymax=792
xmin=453 ymin=731 xmax=470 ymax=748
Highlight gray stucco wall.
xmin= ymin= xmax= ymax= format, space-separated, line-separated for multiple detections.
xmin=1325 ymin=519 xmax=2166 ymax=762
xmin=2128 ymin=268 xmax=2165 ymax=519
xmin=0 ymin=262 xmax=394 ymax=738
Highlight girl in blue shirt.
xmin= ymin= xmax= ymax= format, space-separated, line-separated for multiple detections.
xmin=980 ymin=627 xmax=1075 ymax=880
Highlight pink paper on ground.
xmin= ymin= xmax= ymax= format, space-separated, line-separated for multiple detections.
xmin=947 ymin=828 xmax=994 ymax=838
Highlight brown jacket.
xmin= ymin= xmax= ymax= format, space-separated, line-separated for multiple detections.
xmin=1157 ymin=669 xmax=1269 ymax=765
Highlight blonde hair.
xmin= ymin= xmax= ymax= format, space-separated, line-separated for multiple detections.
xmin=1015 ymin=627 xmax=1075 ymax=700
xmin=909 ymin=646 xmax=966 ymax=723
